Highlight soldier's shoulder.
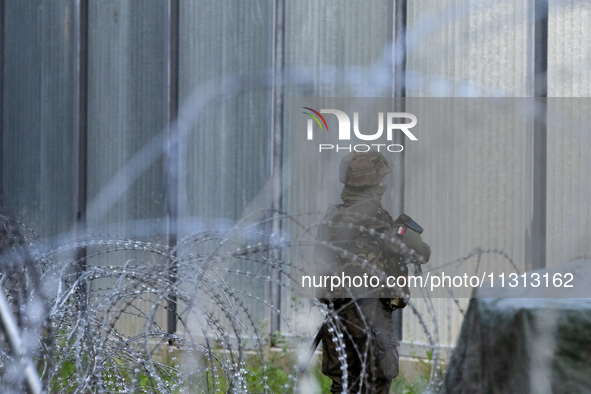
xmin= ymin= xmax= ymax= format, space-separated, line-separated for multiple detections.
xmin=375 ymin=206 xmax=394 ymax=221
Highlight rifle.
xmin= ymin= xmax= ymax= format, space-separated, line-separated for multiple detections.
xmin=297 ymin=323 xmax=325 ymax=373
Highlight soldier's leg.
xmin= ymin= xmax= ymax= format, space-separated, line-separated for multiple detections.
xmin=357 ymin=299 xmax=400 ymax=389
xmin=321 ymin=324 xmax=344 ymax=393
xmin=321 ymin=300 xmax=401 ymax=393
xmin=322 ymin=326 xmax=362 ymax=394
xmin=322 ymin=302 xmax=370 ymax=393
xmin=372 ymin=378 xmax=392 ymax=394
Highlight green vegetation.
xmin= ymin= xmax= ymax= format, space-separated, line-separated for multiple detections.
xmin=390 ymin=372 xmax=429 ymax=394
xmin=49 ymin=336 xmax=180 ymax=393
xmin=390 ymin=348 xmax=447 ymax=394
xmin=50 ymin=335 xmax=443 ymax=393
xmin=203 ymin=348 xmax=441 ymax=393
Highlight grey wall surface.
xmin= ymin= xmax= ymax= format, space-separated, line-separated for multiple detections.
xmin=549 ymin=0 xmax=591 ymax=97
xmin=546 ymin=100 xmax=591 ymax=267
xmin=2 ymin=0 xmax=590 ymax=348
xmin=85 ymin=0 xmax=170 ymax=333
xmin=406 ymin=0 xmax=531 ymax=96
xmin=546 ymin=1 xmax=591 ymax=268
xmin=403 ymin=0 xmax=531 ymax=345
xmin=285 ymin=0 xmax=391 ymax=98
xmin=177 ymin=0 xmax=273 ymax=333
xmin=2 ymin=0 xmax=76 ymax=245
xmin=178 ymin=1 xmax=271 ymax=233
xmin=86 ymin=0 xmax=168 ymax=238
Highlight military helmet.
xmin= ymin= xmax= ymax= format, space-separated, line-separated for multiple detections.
xmin=339 ymin=151 xmax=392 ymax=187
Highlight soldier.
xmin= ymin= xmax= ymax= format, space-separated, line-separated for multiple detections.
xmin=315 ymin=150 xmax=431 ymax=393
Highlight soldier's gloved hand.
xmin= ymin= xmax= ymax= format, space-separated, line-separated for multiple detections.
xmin=391 ymin=297 xmax=408 ymax=310
xmin=417 ymin=242 xmax=431 ymax=264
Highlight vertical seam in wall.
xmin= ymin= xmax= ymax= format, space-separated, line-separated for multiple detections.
xmin=166 ymin=0 xmax=180 ymax=335
xmin=268 ymin=0 xmax=285 ymax=342
xmin=73 ymin=0 xmax=89 ymax=310
xmin=392 ymin=0 xmax=407 ymax=342
xmin=0 ymin=0 xmax=3 ymax=200
xmin=532 ymin=0 xmax=548 ymax=270
xmin=74 ymin=0 xmax=88 ymax=231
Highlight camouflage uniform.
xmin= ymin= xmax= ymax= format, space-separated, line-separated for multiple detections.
xmin=316 ymin=151 xmax=430 ymax=393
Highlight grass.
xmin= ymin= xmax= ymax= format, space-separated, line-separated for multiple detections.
xmin=235 ymin=348 xmax=440 ymax=394
xmin=390 ymin=373 xmax=429 ymax=394
xmin=50 ymin=338 xmax=442 ymax=393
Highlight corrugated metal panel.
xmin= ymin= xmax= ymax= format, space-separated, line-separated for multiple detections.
xmin=178 ymin=1 xmax=271 ymax=230
xmin=86 ymin=0 xmax=169 ymax=333
xmin=284 ymin=0 xmax=391 ymax=98
xmin=2 ymin=0 xmax=75 ymax=245
xmin=404 ymin=0 xmax=531 ymax=346
xmin=546 ymin=99 xmax=591 ymax=266
xmin=546 ymin=2 xmax=591 ymax=269
xmin=86 ymin=0 xmax=167 ymax=236
xmin=2 ymin=0 xmax=590 ymax=353
xmin=177 ymin=0 xmax=273 ymax=335
xmin=403 ymin=99 xmax=529 ymax=345
xmin=407 ymin=0 xmax=531 ymax=96
xmin=548 ymin=0 xmax=591 ymax=97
